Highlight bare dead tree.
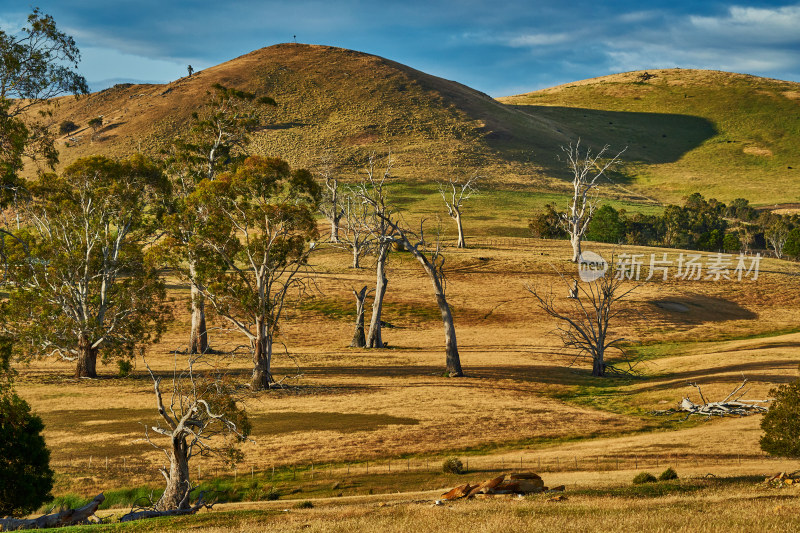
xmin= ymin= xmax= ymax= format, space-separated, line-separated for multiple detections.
xmin=438 ymin=174 xmax=480 ymax=248
xmin=319 ymin=166 xmax=344 ymax=242
xmin=350 ymin=285 xmax=373 ymax=348
xmin=765 ymin=219 xmax=790 ymax=259
xmin=142 ymin=356 xmax=250 ymax=512
xmin=527 ymin=263 xmax=637 ymax=377
xmin=336 ymin=193 xmax=376 ymax=268
xmin=357 ymin=152 xmax=395 ymax=349
xmin=559 ymin=140 xmax=625 ymax=262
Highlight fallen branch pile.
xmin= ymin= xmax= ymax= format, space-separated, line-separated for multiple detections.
xmin=654 ymin=378 xmax=769 ymax=419
xmin=439 ymin=472 xmax=564 ymax=501
xmin=0 ymin=494 xmax=104 ymax=531
xmin=120 ymin=491 xmax=214 ymax=522
xmin=764 ymin=472 xmax=800 ymax=488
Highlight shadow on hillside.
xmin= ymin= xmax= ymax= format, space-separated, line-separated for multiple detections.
xmin=503 ymin=105 xmax=717 ymax=173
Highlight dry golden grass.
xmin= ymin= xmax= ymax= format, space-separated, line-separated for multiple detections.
xmin=11 ymin=238 xmax=800 ymax=528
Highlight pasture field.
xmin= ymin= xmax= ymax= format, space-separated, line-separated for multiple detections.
xmin=12 ymin=235 xmax=800 ymax=530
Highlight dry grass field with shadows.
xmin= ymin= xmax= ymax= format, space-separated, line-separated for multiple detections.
xmin=12 ymin=238 xmax=800 ymax=530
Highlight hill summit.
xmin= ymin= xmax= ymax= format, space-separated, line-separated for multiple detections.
xmin=42 ymin=46 xmax=800 ymax=204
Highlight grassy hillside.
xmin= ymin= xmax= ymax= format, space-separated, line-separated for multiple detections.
xmin=501 ymin=69 xmax=800 ymax=205
xmin=42 ymin=44 xmax=573 ymax=187
xmin=38 ymin=50 xmax=800 ymax=210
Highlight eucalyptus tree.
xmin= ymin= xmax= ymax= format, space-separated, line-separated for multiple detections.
xmin=161 ymin=84 xmax=276 ymax=354
xmin=142 ymin=357 xmax=249 ymax=512
xmin=187 ymin=156 xmax=320 ymax=390
xmin=0 ymin=156 xmax=170 ymax=378
xmin=0 ymin=8 xmax=88 ymax=202
xmin=559 ymin=140 xmax=625 ymax=262
xmin=438 ymin=174 xmax=479 ymax=248
xmin=357 ymin=153 xmax=395 ymax=349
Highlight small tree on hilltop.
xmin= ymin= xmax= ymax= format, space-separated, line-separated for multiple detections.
xmin=760 ymin=374 xmax=800 ymax=459
xmin=0 ymin=155 xmax=171 ymax=377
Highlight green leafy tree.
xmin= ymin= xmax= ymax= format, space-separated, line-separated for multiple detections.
xmin=722 ymin=232 xmax=741 ymax=253
xmin=586 ymin=204 xmax=624 ymax=243
xmin=783 ymin=228 xmax=800 ymax=260
xmin=760 ymin=376 xmax=800 ymax=458
xmin=0 ymin=339 xmax=54 ymax=516
xmin=159 ymin=84 xmax=276 ymax=354
xmin=186 ymin=156 xmax=319 ymax=390
xmin=0 ymin=156 xmax=170 ymax=377
xmin=0 ymin=9 xmax=88 ymax=202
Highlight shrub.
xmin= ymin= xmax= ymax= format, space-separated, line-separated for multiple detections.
xmin=265 ymin=486 xmax=280 ymax=501
xmin=442 ymin=457 xmax=464 ymax=474
xmin=784 ymin=228 xmax=800 ymax=260
xmin=88 ymin=117 xmax=103 ymax=131
xmin=295 ymin=500 xmax=313 ymax=509
xmin=58 ymin=120 xmax=79 ymax=135
xmin=117 ymin=359 xmax=133 ymax=377
xmin=632 ymin=472 xmax=657 ymax=485
xmin=0 ymin=339 xmax=54 ymax=516
xmin=0 ymin=391 xmax=55 ymax=516
xmin=761 ymin=375 xmax=800 ymax=458
xmin=658 ymin=467 xmax=678 ymax=481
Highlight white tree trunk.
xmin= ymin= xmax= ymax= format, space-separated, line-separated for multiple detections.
xmin=251 ymin=319 xmax=273 ymax=390
xmin=189 ymin=262 xmax=208 ymax=354
xmin=366 ymin=244 xmax=389 ymax=348
xmin=455 ymin=212 xmax=466 ymax=248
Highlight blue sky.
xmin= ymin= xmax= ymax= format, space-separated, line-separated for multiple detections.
xmin=2 ymin=1 xmax=800 ymax=96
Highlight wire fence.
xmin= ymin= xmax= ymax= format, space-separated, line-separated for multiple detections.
xmin=50 ymin=451 xmax=790 ymax=487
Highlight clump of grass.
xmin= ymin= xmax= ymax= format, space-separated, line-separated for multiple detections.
xmin=295 ymin=500 xmax=314 ymax=509
xmin=40 ymin=493 xmax=87 ymax=513
xmin=442 ymin=457 xmax=465 ymax=474
xmin=633 ymin=472 xmax=658 ymax=485
xmin=265 ymin=486 xmax=281 ymax=501
xmin=659 ymin=467 xmax=678 ymax=481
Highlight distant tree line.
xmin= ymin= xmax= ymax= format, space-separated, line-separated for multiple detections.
xmin=530 ymin=192 xmax=800 ymax=258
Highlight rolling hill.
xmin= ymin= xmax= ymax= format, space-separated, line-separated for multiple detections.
xmin=43 ymin=43 xmax=570 ymax=188
xmin=40 ymin=45 xmax=800 ymax=206
xmin=501 ymin=69 xmax=800 ymax=204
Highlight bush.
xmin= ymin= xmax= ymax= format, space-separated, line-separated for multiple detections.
xmin=442 ymin=457 xmax=464 ymax=474
xmin=586 ymin=205 xmax=624 ymax=243
xmin=265 ymin=486 xmax=280 ymax=501
xmin=117 ymin=359 xmax=133 ymax=377
xmin=295 ymin=500 xmax=313 ymax=509
xmin=58 ymin=120 xmax=79 ymax=135
xmin=658 ymin=467 xmax=678 ymax=481
xmin=0 ymin=391 xmax=55 ymax=516
xmin=761 ymin=375 xmax=800 ymax=458
xmin=632 ymin=472 xmax=657 ymax=485
xmin=784 ymin=228 xmax=800 ymax=260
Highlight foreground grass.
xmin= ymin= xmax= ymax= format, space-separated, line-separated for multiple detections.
xmin=44 ymin=476 xmax=800 ymax=532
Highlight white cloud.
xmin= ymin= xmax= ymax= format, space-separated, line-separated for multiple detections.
xmin=600 ymin=4 xmax=800 ymax=78
xmin=78 ymin=46 xmax=204 ymax=86
xmin=689 ymin=5 xmax=800 ymax=44
xmin=508 ymin=32 xmax=571 ymax=47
